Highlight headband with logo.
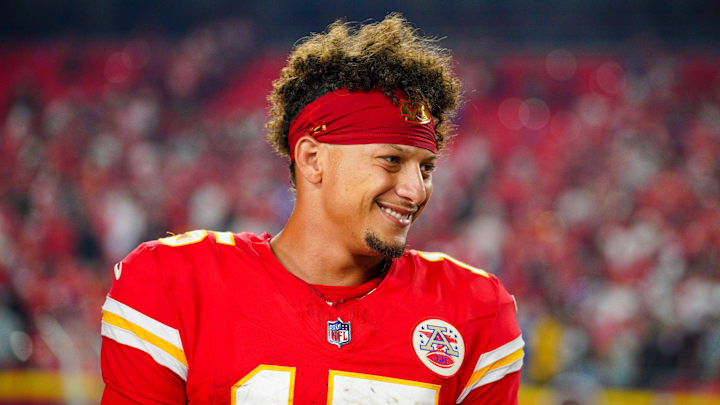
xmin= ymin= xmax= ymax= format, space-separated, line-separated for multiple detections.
xmin=287 ymin=88 xmax=437 ymax=162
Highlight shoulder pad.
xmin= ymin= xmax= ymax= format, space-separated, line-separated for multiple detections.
xmin=155 ymin=230 xmax=237 ymax=248
xmin=412 ymin=250 xmax=490 ymax=278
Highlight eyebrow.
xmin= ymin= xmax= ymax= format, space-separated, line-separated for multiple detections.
xmin=388 ymin=144 xmax=438 ymax=160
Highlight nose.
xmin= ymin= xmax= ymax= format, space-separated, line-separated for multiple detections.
xmin=395 ymin=164 xmax=427 ymax=206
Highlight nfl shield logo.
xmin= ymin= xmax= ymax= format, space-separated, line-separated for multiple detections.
xmin=327 ymin=318 xmax=351 ymax=348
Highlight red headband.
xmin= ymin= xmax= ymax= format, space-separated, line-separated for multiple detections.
xmin=287 ymin=88 xmax=437 ymax=161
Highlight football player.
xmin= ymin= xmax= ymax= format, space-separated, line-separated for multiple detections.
xmin=100 ymin=13 xmax=524 ymax=404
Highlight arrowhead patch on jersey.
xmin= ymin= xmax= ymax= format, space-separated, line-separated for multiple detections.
xmin=412 ymin=319 xmax=465 ymax=377
xmin=327 ymin=318 xmax=351 ymax=348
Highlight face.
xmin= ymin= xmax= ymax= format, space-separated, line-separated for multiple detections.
xmin=320 ymin=143 xmax=436 ymax=258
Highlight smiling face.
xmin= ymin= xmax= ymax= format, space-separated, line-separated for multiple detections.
xmin=320 ymin=143 xmax=437 ymax=258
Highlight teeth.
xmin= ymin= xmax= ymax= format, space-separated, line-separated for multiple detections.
xmin=380 ymin=206 xmax=412 ymax=223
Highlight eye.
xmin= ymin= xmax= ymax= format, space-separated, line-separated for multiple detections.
xmin=381 ymin=156 xmax=401 ymax=165
xmin=421 ymin=163 xmax=436 ymax=177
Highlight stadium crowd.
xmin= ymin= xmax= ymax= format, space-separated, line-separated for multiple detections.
xmin=1 ymin=22 xmax=719 ymax=393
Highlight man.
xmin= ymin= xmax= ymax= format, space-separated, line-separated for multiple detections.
xmin=100 ymin=14 xmax=524 ymax=404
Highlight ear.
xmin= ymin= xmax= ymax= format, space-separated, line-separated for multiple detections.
xmin=294 ymin=136 xmax=323 ymax=184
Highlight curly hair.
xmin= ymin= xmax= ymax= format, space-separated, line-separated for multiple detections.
xmin=266 ymin=13 xmax=462 ymax=185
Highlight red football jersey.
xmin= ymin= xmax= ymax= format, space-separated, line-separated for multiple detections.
xmin=100 ymin=231 xmax=524 ymax=404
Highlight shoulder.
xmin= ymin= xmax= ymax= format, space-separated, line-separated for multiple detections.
xmin=114 ymin=230 xmax=266 ymax=287
xmin=401 ymin=249 xmax=517 ymax=318
xmin=149 ymin=229 xmax=262 ymax=253
xmin=126 ymin=230 xmax=264 ymax=263
xmin=405 ymin=250 xmax=511 ymax=299
xmin=107 ymin=229 xmax=267 ymax=315
xmin=406 ymin=250 xmax=490 ymax=278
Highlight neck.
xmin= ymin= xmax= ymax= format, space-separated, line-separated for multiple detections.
xmin=270 ymin=210 xmax=386 ymax=287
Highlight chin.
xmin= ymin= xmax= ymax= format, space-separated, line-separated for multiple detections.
xmin=364 ymin=232 xmax=405 ymax=259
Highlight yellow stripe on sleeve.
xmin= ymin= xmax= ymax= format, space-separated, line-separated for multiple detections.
xmin=102 ymin=310 xmax=188 ymax=368
xmin=464 ymin=348 xmax=524 ymax=390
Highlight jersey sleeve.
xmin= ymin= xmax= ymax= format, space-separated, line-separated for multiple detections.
xmin=456 ymin=277 xmax=524 ymax=404
xmin=100 ymin=242 xmax=187 ymax=404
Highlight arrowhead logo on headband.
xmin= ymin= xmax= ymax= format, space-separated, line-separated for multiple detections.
xmin=399 ymin=99 xmax=432 ymax=124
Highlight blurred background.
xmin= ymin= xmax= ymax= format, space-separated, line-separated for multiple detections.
xmin=1 ymin=0 xmax=719 ymax=404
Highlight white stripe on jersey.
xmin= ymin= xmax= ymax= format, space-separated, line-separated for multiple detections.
xmin=455 ymin=334 xmax=525 ymax=403
xmin=102 ymin=321 xmax=188 ymax=380
xmin=102 ymin=296 xmax=184 ymax=350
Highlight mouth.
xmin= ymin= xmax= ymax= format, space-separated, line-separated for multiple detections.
xmin=376 ymin=201 xmax=416 ymax=227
